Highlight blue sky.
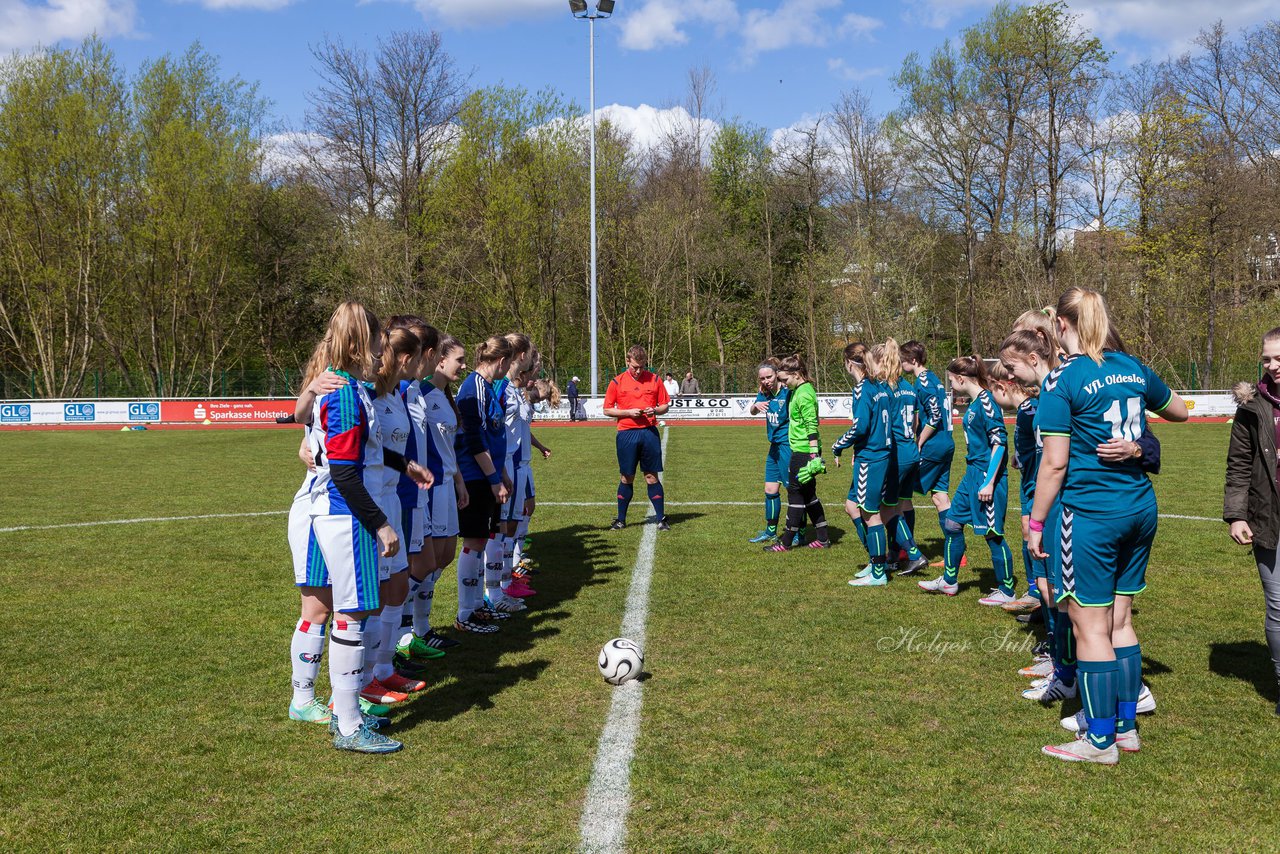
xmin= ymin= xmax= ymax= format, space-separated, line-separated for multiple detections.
xmin=5 ymin=0 xmax=1279 ymax=142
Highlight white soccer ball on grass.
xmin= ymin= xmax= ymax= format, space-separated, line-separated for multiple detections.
xmin=598 ymin=638 xmax=643 ymax=685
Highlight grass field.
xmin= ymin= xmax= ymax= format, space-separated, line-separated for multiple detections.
xmin=2 ymin=422 xmax=1278 ymax=852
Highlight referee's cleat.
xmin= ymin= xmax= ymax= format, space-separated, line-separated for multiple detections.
xmin=657 ymin=517 xmax=671 ymax=531
xmin=288 ymin=698 xmax=332 ymax=724
xmin=454 ymin=615 xmax=499 ymax=634
xmin=897 ymin=556 xmax=929 ymax=576
xmin=332 ymin=720 xmax=403 ymax=754
xmin=748 ymin=530 xmax=777 ymax=543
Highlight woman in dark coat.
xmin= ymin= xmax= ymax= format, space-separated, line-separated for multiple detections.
xmin=1224 ymin=326 xmax=1280 ymax=715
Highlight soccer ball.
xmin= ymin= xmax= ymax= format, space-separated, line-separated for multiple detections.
xmin=658 ymin=419 xmax=667 ymax=427
xmin=598 ymin=638 xmax=643 ymax=685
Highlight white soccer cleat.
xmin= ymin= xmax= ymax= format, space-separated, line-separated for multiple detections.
xmin=1022 ymin=677 xmax=1077 ymax=702
xmin=1042 ymin=735 xmax=1119 ymax=765
xmin=487 ymin=594 xmax=527 ymax=613
xmin=917 ymin=575 xmax=958 ymax=596
xmin=1061 ymin=683 xmax=1156 ymax=732
xmin=978 ymin=588 xmax=1017 ymax=607
xmin=1019 ymin=659 xmax=1055 ymax=679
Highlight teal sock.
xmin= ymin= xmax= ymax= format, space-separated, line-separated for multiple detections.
xmin=1115 ymin=644 xmax=1142 ymax=733
xmin=943 ymin=525 xmax=964 ymax=586
xmin=989 ymin=536 xmax=1014 ymax=595
xmin=1021 ymin=542 xmax=1035 ymax=590
xmin=1054 ymin=610 xmax=1076 ymax=683
xmin=853 ymin=517 xmax=868 ymax=548
xmin=1078 ymin=658 xmax=1119 ymax=750
xmin=894 ymin=516 xmax=922 ymax=560
xmin=764 ymin=493 xmax=781 ymax=532
xmin=1043 ymin=605 xmax=1057 ymax=650
xmin=904 ymin=509 xmax=916 ymax=536
xmin=868 ymin=523 xmax=887 ymax=579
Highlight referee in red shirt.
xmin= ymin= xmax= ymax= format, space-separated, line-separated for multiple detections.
xmin=603 ymin=344 xmax=672 ymax=530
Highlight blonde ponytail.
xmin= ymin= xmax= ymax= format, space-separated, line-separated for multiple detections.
xmin=1057 ymin=287 xmax=1110 ymax=365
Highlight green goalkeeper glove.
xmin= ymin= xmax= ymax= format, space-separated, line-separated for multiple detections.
xmin=797 ymin=456 xmax=826 ymax=484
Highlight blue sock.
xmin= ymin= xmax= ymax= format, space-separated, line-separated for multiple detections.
xmin=904 ymin=509 xmax=916 ymax=537
xmin=853 ymin=517 xmax=868 ymax=548
xmin=868 ymin=523 xmax=887 ymax=579
xmin=1054 ymin=610 xmax=1076 ymax=684
xmin=989 ymin=536 xmax=1015 ymax=595
xmin=765 ymin=492 xmax=781 ymax=532
xmin=894 ymin=515 xmax=922 ymax=560
xmin=1078 ymin=658 xmax=1119 ymax=750
xmin=646 ymin=481 xmax=665 ymax=521
xmin=616 ymin=482 xmax=634 ymax=523
xmin=943 ymin=522 xmax=965 ymax=585
xmin=1115 ymin=644 xmax=1142 ymax=733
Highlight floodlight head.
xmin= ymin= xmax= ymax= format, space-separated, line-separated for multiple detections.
xmin=568 ymin=0 xmax=588 ymax=13
xmin=596 ymin=0 xmax=615 ymax=14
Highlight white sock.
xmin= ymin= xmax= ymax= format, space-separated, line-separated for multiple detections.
xmin=514 ymin=518 xmax=530 ymax=565
xmin=500 ymin=535 xmax=515 ymax=591
xmin=361 ymin=613 xmax=382 ymax=688
xmin=290 ymin=619 xmax=326 ymax=706
xmin=329 ymin=619 xmax=365 ymax=737
xmin=416 ymin=569 xmax=440 ymax=635
xmin=401 ymin=577 xmax=422 ymax=647
xmin=458 ymin=546 xmax=483 ymax=620
xmin=484 ymin=536 xmax=504 ymax=602
xmin=375 ymin=602 xmax=401 ymax=681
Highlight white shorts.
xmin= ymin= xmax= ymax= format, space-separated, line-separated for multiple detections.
xmin=379 ymin=492 xmax=409 ymax=579
xmin=428 ymin=481 xmax=460 ymax=538
xmin=399 ymin=497 xmax=425 ymax=555
xmin=501 ymin=461 xmax=530 ymax=523
xmin=310 ymin=513 xmax=380 ymax=613
xmin=289 ymin=491 xmax=328 ymax=587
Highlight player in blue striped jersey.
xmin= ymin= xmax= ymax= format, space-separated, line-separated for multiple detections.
xmin=1030 ymin=289 xmax=1188 ymax=764
xmin=918 ymin=356 xmax=1017 ymax=603
xmin=748 ymin=359 xmax=791 ymax=543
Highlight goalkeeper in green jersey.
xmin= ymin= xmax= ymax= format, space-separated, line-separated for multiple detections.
xmin=765 ymin=352 xmax=831 ymax=551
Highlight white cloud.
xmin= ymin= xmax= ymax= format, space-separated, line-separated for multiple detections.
xmin=594 ymin=103 xmax=720 ymax=152
xmin=619 ymin=0 xmax=739 ymax=51
xmin=0 ymin=0 xmax=135 ymax=51
xmin=742 ymin=0 xmax=880 ymax=57
xmin=905 ymin=0 xmax=1277 ymax=51
xmin=827 ymin=58 xmax=885 ymax=82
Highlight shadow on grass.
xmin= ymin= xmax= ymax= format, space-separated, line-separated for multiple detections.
xmin=392 ymin=521 xmax=625 ymax=726
xmin=1209 ymin=640 xmax=1278 ymax=702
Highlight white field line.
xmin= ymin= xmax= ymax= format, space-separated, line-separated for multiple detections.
xmin=578 ymin=426 xmax=668 ymax=854
xmin=0 ymin=503 xmax=1220 ymax=535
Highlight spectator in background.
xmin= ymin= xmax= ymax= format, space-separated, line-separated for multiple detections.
xmin=664 ymin=373 xmax=680 ymax=400
xmin=567 ymin=376 xmax=580 ymax=421
xmin=681 ymin=370 xmax=702 ymax=396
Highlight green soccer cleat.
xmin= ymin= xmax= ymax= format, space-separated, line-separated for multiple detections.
xmin=288 ymin=698 xmax=332 ymax=724
xmin=328 ymin=696 xmax=392 ymax=718
xmin=397 ymin=634 xmax=447 ymax=662
xmin=332 ymin=720 xmax=403 ymax=754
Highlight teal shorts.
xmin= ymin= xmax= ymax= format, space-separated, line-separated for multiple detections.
xmin=847 ymin=456 xmax=892 ymax=513
xmin=764 ymin=442 xmax=792 ymax=485
xmin=892 ymin=451 xmax=920 ymax=506
xmin=1054 ymin=504 xmax=1157 ymax=607
xmin=948 ymin=466 xmax=1007 ymax=538
xmin=916 ymin=450 xmax=953 ymax=495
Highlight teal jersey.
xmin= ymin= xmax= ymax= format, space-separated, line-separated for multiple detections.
xmin=962 ymin=389 xmax=1008 ymax=472
xmin=756 ymin=386 xmax=790 ymax=445
xmin=1014 ymin=397 xmax=1040 ymax=490
xmin=833 ymin=379 xmax=892 ymax=461
xmin=1036 ymin=351 xmax=1173 ymax=514
xmin=915 ymin=370 xmax=955 ymax=460
xmin=893 ymin=377 xmax=919 ymax=446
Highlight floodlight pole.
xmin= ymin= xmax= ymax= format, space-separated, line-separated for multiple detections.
xmin=572 ymin=2 xmax=611 ymax=398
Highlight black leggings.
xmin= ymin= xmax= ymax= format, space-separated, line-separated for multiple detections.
xmin=784 ymin=453 xmax=828 ymax=543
